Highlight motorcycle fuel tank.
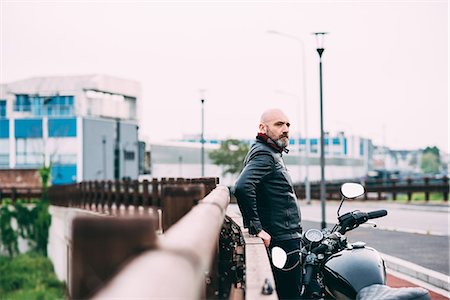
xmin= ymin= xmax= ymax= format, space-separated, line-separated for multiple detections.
xmin=322 ymin=243 xmax=386 ymax=299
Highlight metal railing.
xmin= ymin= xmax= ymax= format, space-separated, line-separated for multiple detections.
xmin=48 ymin=177 xmax=218 ymax=231
xmin=294 ymin=176 xmax=449 ymax=201
xmin=69 ymin=185 xmax=231 ymax=299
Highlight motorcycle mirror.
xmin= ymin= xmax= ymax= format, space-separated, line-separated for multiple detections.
xmin=271 ymin=246 xmax=287 ymax=269
xmin=340 ymin=183 xmax=365 ymax=199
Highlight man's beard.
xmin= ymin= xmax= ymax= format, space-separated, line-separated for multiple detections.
xmin=265 ymin=126 xmax=289 ymax=148
xmin=275 ymin=136 xmax=289 ymax=148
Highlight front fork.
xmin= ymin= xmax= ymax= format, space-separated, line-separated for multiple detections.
xmin=301 ymin=253 xmax=324 ymax=299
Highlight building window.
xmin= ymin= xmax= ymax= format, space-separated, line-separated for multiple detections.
xmin=0 ymin=100 xmax=6 ymax=117
xmin=0 ymin=139 xmax=8 ymax=166
xmin=15 ymin=119 xmax=43 ymax=138
xmin=0 ymin=119 xmax=9 ymax=138
xmin=51 ymin=164 xmax=77 ymax=185
xmin=43 ymin=96 xmax=74 ymax=116
xmin=14 ymin=95 xmax=31 ymax=112
xmin=124 ymin=150 xmax=135 ymax=160
xmin=15 ymin=95 xmax=74 ymax=117
xmin=310 ymin=139 xmax=318 ymax=154
xmin=15 ymin=138 xmax=44 ymax=165
xmin=48 ymin=118 xmax=77 ymax=137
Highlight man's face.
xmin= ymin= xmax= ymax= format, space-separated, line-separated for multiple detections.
xmin=261 ymin=111 xmax=290 ymax=148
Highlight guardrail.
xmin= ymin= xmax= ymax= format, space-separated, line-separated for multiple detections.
xmin=0 ymin=187 xmax=42 ymax=203
xmin=46 ymin=177 xmax=255 ymax=299
xmin=70 ymin=185 xmax=231 ymax=299
xmin=294 ymin=176 xmax=449 ymax=201
xmin=48 ymin=177 xmax=218 ymax=230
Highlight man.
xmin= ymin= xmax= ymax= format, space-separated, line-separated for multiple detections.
xmin=234 ymin=108 xmax=302 ymax=300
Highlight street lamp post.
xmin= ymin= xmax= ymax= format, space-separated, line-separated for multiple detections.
xmin=314 ymin=32 xmax=328 ymax=229
xmin=266 ymin=30 xmax=311 ymax=204
xmin=200 ymin=95 xmax=205 ymax=177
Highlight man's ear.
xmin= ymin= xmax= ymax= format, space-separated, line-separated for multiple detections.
xmin=259 ymin=123 xmax=267 ymax=134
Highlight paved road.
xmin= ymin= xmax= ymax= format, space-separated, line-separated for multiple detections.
xmin=299 ymin=200 xmax=449 ymax=236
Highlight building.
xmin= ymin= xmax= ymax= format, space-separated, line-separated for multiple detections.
xmin=0 ymin=75 xmax=143 ymax=184
xmin=149 ymin=133 xmax=374 ymax=186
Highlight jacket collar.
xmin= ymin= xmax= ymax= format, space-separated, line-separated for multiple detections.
xmin=256 ymin=133 xmax=289 ymax=154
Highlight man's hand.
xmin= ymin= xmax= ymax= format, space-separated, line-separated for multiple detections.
xmin=257 ymin=230 xmax=271 ymax=248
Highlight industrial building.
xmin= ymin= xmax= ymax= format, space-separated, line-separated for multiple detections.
xmin=0 ymin=75 xmax=142 ymax=184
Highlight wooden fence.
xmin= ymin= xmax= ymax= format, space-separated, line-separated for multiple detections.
xmin=70 ymin=186 xmax=234 ymax=299
xmin=0 ymin=187 xmax=42 ymax=203
xmin=48 ymin=177 xmax=219 ymax=231
xmin=295 ymin=176 xmax=449 ymax=201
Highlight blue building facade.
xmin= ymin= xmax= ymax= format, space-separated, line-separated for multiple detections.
xmin=0 ymin=75 xmax=142 ymax=184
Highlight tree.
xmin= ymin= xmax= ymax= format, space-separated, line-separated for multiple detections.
xmin=420 ymin=147 xmax=440 ymax=174
xmin=209 ymin=139 xmax=249 ymax=176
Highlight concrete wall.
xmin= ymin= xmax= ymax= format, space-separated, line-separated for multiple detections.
xmin=47 ymin=206 xmax=102 ymax=287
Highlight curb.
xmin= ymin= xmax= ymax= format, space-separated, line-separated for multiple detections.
xmin=381 ymin=252 xmax=450 ymax=292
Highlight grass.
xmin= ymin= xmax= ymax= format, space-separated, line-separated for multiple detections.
xmin=388 ymin=192 xmax=447 ymax=203
xmin=0 ymin=252 xmax=66 ymax=300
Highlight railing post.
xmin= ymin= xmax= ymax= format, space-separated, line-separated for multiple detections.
xmin=133 ymin=180 xmax=139 ymax=210
xmin=142 ymin=180 xmax=150 ymax=211
xmin=88 ymin=181 xmax=94 ymax=210
xmin=107 ymin=180 xmax=113 ymax=213
xmin=392 ymin=179 xmax=397 ymax=201
xmin=71 ymin=216 xmax=158 ymax=299
xmin=100 ymin=181 xmax=106 ymax=213
xmin=424 ymin=177 xmax=430 ymax=202
xmin=160 ymin=184 xmax=206 ymax=231
xmin=123 ymin=180 xmax=130 ymax=211
xmin=443 ymin=176 xmax=449 ymax=202
xmin=114 ymin=181 xmax=121 ymax=215
xmin=94 ymin=181 xmax=100 ymax=211
xmin=407 ymin=178 xmax=412 ymax=202
xmin=151 ymin=178 xmax=159 ymax=207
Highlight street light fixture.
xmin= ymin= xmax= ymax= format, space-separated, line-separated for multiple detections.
xmin=266 ymin=30 xmax=311 ymax=204
xmin=313 ymin=31 xmax=329 ymax=229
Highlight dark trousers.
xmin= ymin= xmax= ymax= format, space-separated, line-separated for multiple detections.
xmin=269 ymin=238 xmax=302 ymax=300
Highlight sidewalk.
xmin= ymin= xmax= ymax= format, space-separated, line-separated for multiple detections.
xmin=387 ymin=271 xmax=449 ymax=300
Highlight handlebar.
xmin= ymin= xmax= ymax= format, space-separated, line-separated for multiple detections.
xmin=367 ymin=209 xmax=387 ymax=219
xmin=337 ymin=209 xmax=388 ymax=234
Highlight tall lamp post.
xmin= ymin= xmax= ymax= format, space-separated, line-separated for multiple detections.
xmin=266 ymin=30 xmax=311 ymax=204
xmin=200 ymin=91 xmax=206 ymax=177
xmin=313 ymin=32 xmax=328 ymax=229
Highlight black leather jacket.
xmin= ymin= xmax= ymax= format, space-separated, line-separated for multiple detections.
xmin=234 ymin=139 xmax=302 ymax=241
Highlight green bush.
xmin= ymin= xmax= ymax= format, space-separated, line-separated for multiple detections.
xmin=0 ymin=252 xmax=66 ymax=299
xmin=0 ymin=199 xmax=50 ymax=257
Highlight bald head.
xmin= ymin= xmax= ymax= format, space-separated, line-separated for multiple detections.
xmin=260 ymin=108 xmax=289 ymax=124
xmin=259 ymin=108 xmax=291 ymax=148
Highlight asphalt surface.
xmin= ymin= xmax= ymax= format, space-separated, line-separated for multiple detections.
xmin=302 ymin=220 xmax=450 ymax=275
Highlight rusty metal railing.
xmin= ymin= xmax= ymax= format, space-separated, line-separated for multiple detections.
xmin=88 ymin=185 xmax=230 ymax=299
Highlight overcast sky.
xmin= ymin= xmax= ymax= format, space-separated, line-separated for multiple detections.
xmin=1 ymin=0 xmax=448 ymax=152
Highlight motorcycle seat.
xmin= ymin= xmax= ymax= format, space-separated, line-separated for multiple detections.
xmin=356 ymin=284 xmax=431 ymax=300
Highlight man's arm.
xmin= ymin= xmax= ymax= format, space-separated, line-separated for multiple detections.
xmin=234 ymin=152 xmax=273 ymax=245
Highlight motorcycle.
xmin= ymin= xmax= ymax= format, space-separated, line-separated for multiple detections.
xmin=271 ymin=182 xmax=431 ymax=300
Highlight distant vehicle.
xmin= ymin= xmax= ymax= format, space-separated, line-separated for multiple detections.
xmin=366 ymin=169 xmax=400 ymax=181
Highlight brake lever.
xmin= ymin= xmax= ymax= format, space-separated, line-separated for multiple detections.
xmin=360 ymin=222 xmax=377 ymax=228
